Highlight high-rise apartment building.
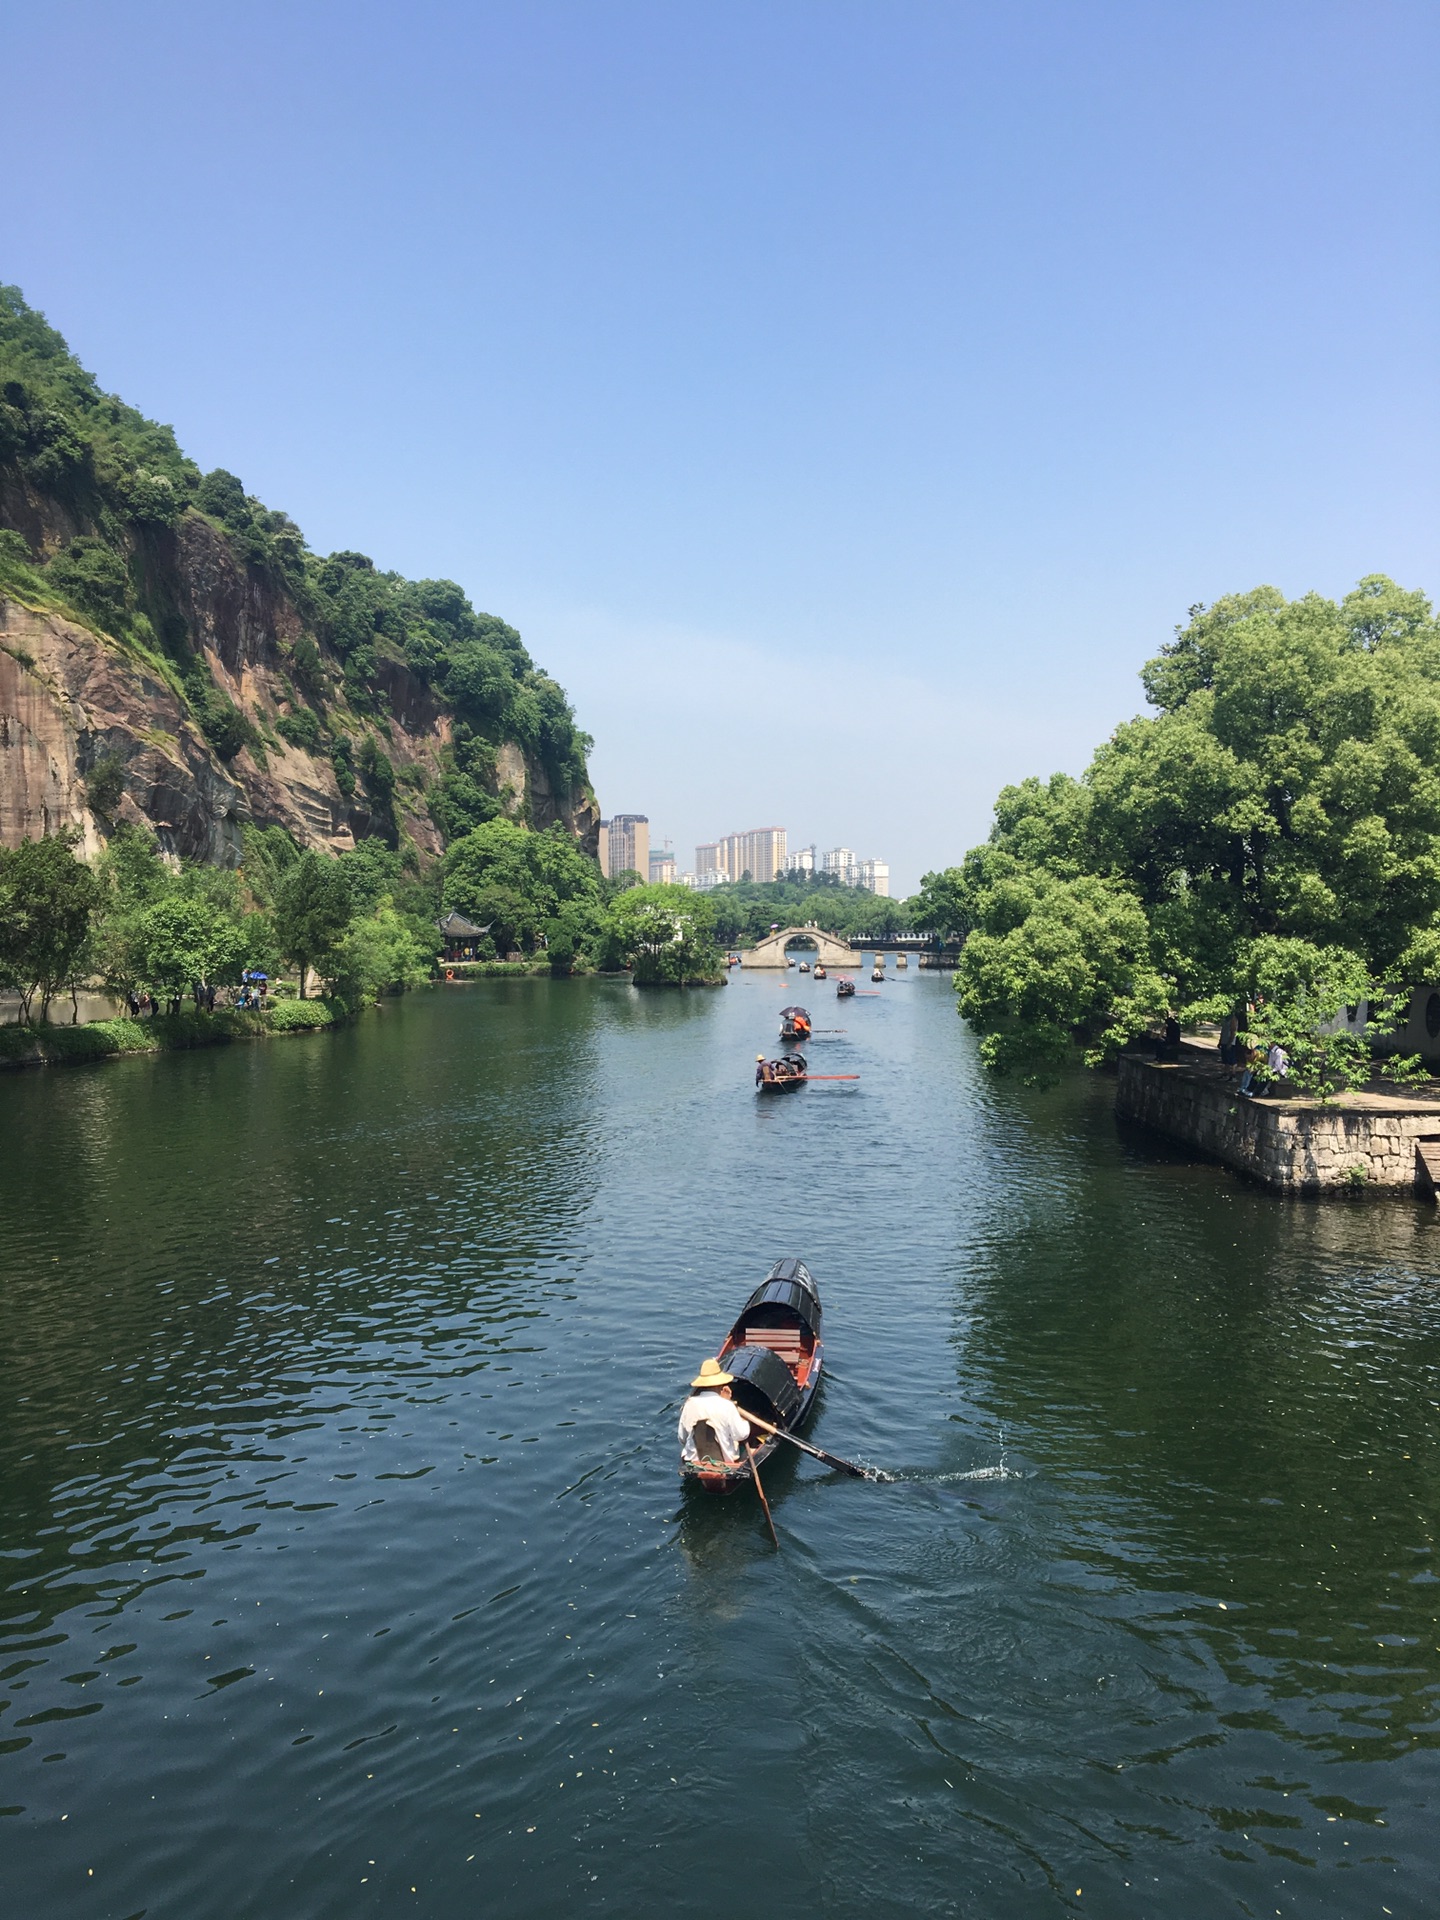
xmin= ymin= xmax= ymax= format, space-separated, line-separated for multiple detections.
xmin=822 ymin=846 xmax=859 ymax=887
xmin=718 ymin=826 xmax=787 ymax=883
xmin=600 ymin=814 xmax=650 ymax=882
xmin=694 ymin=830 xmax=787 ymax=883
xmin=859 ymin=858 xmax=890 ymax=898
xmin=649 ymin=846 xmax=677 ymax=885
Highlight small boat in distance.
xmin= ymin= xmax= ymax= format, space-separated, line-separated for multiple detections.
xmin=871 ymin=967 xmax=885 ymax=982
xmin=836 ymin=977 xmax=856 ymax=998
xmin=798 ymin=961 xmax=810 ymax=973
xmin=813 ymin=964 xmax=827 ymax=980
xmin=680 ymin=1258 xmax=824 ymax=1491
xmin=779 ymin=1004 xmax=812 ymax=1043
xmin=756 ymin=1051 xmax=808 ymax=1091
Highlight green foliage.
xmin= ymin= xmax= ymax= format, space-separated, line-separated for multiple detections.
xmin=605 ymin=883 xmax=723 ymax=985
xmin=94 ymin=835 xmax=255 ymax=1000
xmin=955 ymin=577 xmax=1440 ymax=1084
xmin=957 ymin=868 xmax=1166 ymax=1082
xmin=263 ymin=996 xmax=338 ymax=1032
xmin=44 ymin=536 xmax=132 ymax=632
xmin=83 ymin=751 xmax=126 ymax=818
xmin=910 ymin=868 xmax=971 ymax=943
xmin=290 ymin=634 xmax=325 ymax=699
xmin=1236 ymin=937 xmax=1421 ymax=1104
xmin=276 ymin=706 xmax=322 ymax=751
xmin=442 ymin=820 xmax=600 ymax=950
xmin=0 ymin=829 xmax=102 ymax=1022
xmin=177 ymin=659 xmax=257 ymax=762
xmin=335 ymin=902 xmax=431 ymax=1002
xmin=273 ymin=851 xmax=354 ymax=997
xmin=0 ymin=283 xmax=195 ymax=514
xmin=357 ymin=734 xmax=398 ymax=843
xmin=331 ymin=736 xmax=356 ymax=799
xmin=240 ymin=823 xmax=300 ymax=908
xmin=126 ymin=892 xmax=248 ymax=998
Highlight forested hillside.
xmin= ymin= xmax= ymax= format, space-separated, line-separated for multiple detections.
xmin=0 ymin=285 xmax=596 ymax=866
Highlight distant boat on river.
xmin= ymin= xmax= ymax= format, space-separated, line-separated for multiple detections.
xmin=779 ymin=1004 xmax=812 ymax=1043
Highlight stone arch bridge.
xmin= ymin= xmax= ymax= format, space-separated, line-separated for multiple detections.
xmin=739 ymin=925 xmax=856 ymax=968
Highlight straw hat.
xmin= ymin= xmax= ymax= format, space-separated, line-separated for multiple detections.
xmin=756 ymin=1053 xmax=766 ymax=1061
xmin=690 ymin=1356 xmax=734 ymax=1390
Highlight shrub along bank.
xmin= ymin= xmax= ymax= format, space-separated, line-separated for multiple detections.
xmin=0 ymin=997 xmax=343 ymax=1070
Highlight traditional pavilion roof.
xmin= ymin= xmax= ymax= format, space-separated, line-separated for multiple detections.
xmin=437 ymin=909 xmax=491 ymax=937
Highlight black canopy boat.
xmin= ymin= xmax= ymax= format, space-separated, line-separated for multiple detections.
xmin=779 ymin=1004 xmax=812 ymax=1043
xmin=680 ymin=1258 xmax=824 ymax=1490
xmin=756 ymin=1050 xmax=807 ymax=1091
xmin=835 ymin=977 xmax=856 ymax=998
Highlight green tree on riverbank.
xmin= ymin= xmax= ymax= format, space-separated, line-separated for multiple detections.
xmin=954 ymin=576 xmax=1440 ymax=1086
xmin=0 ymin=830 xmax=102 ymax=1022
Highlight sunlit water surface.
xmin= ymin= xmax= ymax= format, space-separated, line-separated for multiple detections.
xmin=2 ymin=972 xmax=1438 ymax=1918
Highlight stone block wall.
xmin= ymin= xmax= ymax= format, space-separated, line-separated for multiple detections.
xmin=1114 ymin=1055 xmax=1440 ymax=1193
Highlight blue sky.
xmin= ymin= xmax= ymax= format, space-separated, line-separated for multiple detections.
xmin=5 ymin=1 xmax=1436 ymax=893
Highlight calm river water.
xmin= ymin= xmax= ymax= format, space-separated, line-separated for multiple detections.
xmin=2 ymin=971 xmax=1438 ymax=1918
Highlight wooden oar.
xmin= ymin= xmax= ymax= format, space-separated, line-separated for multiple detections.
xmin=748 ymin=1447 xmax=779 ymax=1547
xmin=743 ymin=1409 xmax=890 ymax=1480
xmin=798 ymin=1074 xmax=859 ymax=1082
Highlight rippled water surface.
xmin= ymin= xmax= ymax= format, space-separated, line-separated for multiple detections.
xmin=3 ymin=972 xmax=1439 ymax=1918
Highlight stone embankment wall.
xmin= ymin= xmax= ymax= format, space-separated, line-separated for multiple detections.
xmin=1115 ymin=1054 xmax=1440 ymax=1194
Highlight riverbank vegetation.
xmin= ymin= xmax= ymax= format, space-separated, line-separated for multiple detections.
xmin=1 ymin=815 xmax=732 ymax=1033
xmin=438 ymin=820 xmax=724 ymax=981
xmin=950 ymin=576 xmax=1440 ymax=1090
xmin=0 ymin=825 xmax=440 ymax=1024
xmin=0 ymin=998 xmax=340 ymax=1069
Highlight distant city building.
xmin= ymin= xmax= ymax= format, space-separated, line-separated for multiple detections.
xmin=811 ymin=845 xmax=889 ymax=893
xmin=649 ymin=845 xmax=677 ymax=886
xmin=694 ymin=829 xmax=787 ymax=883
xmin=785 ymin=843 xmax=817 ymax=878
xmin=600 ymin=813 xmax=650 ymax=882
xmin=718 ymin=826 xmax=787 ymax=883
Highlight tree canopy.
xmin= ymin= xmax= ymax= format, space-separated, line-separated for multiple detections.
xmin=953 ymin=577 xmax=1440 ymax=1084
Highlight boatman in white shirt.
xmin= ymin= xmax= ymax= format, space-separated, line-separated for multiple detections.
xmin=678 ymin=1357 xmax=753 ymax=1465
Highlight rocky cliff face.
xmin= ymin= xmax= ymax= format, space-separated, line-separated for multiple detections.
xmin=0 ymin=504 xmax=598 ymax=866
xmin=0 ymin=282 xmax=598 ymax=870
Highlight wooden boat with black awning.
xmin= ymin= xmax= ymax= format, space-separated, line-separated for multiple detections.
xmin=680 ymin=1258 xmax=824 ymax=1490
xmin=756 ymin=1050 xmax=807 ymax=1091
xmin=836 ymin=976 xmax=855 ymax=998
xmin=779 ymin=1003 xmax=812 ymax=1043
